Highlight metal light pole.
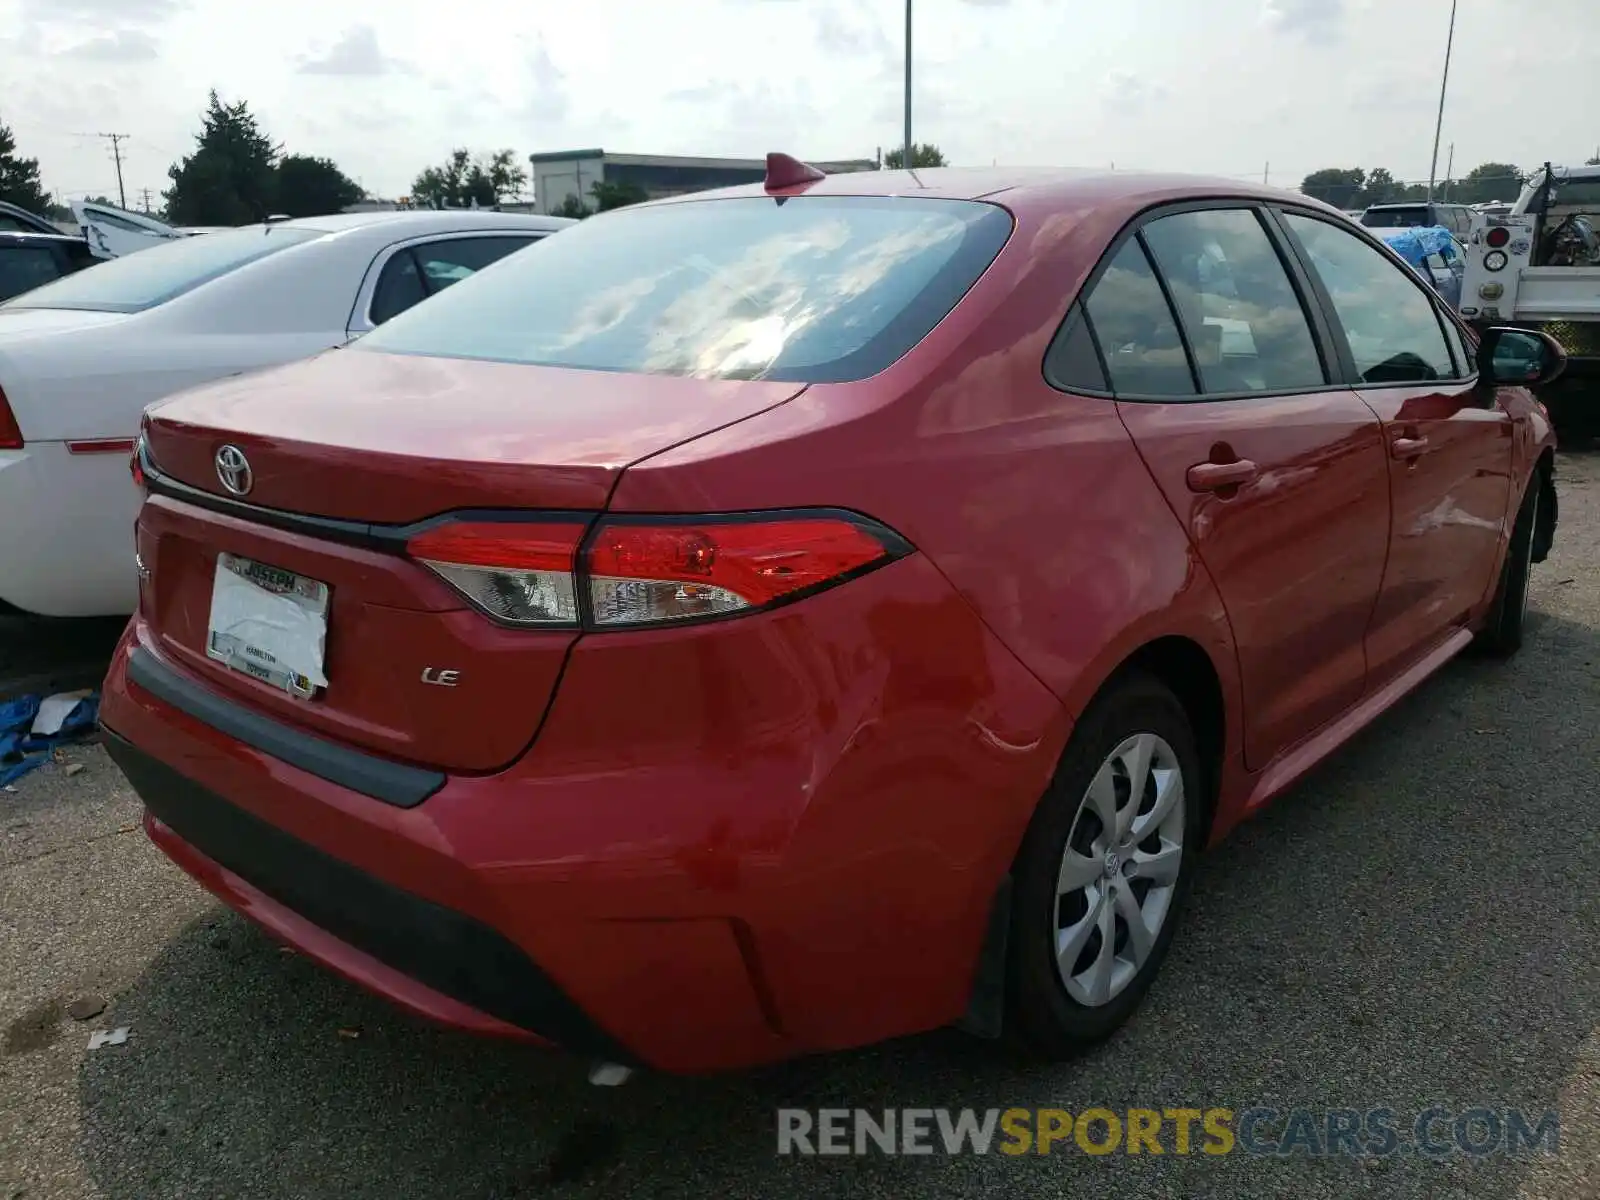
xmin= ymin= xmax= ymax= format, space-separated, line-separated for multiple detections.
xmin=1426 ymin=0 xmax=1458 ymax=202
xmin=903 ymin=0 xmax=913 ymax=171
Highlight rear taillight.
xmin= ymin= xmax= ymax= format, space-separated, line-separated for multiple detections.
xmin=586 ymin=517 xmax=896 ymax=625
xmin=130 ymin=429 xmax=148 ymax=491
xmin=404 ymin=511 xmax=909 ymax=630
xmin=406 ymin=520 xmax=584 ymax=626
xmin=0 ymin=384 xmax=21 ymax=450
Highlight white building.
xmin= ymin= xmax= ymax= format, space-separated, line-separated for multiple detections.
xmin=527 ymin=148 xmax=880 ymax=215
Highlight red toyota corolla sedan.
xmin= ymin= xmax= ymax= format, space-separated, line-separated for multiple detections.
xmin=101 ymin=160 xmax=1562 ymax=1074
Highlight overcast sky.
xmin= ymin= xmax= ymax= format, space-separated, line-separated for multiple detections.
xmin=2 ymin=0 xmax=1597 ymax=207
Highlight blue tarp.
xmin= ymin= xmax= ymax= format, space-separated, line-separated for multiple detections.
xmin=1376 ymin=224 xmax=1456 ymax=269
xmin=0 ymin=692 xmax=100 ymax=787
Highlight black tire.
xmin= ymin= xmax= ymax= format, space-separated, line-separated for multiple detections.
xmin=1004 ymin=672 xmax=1204 ymax=1059
xmin=1476 ymin=470 xmax=1541 ymax=657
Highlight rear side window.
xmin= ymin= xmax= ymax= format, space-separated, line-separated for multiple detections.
xmin=1 ymin=225 xmax=322 ymax=312
xmin=369 ymin=236 xmax=544 ymax=325
xmin=414 ymin=236 xmax=537 ymax=287
xmin=1043 ymin=303 xmax=1107 ymax=392
xmin=1082 ymin=240 xmax=1195 ymax=396
xmin=0 ymin=245 xmax=64 ymax=301
xmin=369 ymin=252 xmax=428 ymax=326
xmin=1282 ymin=213 xmax=1457 ymax=384
xmin=1140 ymin=208 xmax=1325 ymax=393
xmin=355 ymin=196 xmax=1013 ymax=383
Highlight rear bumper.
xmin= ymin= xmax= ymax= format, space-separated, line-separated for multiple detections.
xmin=102 ymin=553 xmax=1069 ymax=1072
xmin=105 ymin=730 xmax=621 ymax=1055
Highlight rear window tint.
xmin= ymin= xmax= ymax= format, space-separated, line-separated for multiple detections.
xmin=2 ymin=226 xmax=322 ymax=313
xmin=354 ymin=196 xmax=1013 ymax=383
xmin=1360 ymin=207 xmax=1430 ymax=229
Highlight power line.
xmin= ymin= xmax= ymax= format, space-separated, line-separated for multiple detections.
xmin=96 ymin=133 xmax=131 ymax=209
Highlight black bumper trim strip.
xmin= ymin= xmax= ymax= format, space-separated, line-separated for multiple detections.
xmin=102 ymin=729 xmax=636 ymax=1063
xmin=126 ymin=646 xmax=445 ymax=809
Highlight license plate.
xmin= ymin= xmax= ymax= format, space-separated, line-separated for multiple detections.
xmin=205 ymin=553 xmax=330 ymax=699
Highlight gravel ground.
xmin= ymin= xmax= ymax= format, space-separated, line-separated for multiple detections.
xmin=1 ymin=452 xmax=1597 ymax=1200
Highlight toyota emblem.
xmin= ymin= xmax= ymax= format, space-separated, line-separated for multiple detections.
xmin=214 ymin=444 xmax=253 ymax=496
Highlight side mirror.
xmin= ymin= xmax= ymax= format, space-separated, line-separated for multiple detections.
xmin=1477 ymin=326 xmax=1568 ymax=388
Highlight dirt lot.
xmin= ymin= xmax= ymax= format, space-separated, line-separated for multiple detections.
xmin=2 ymin=453 xmax=1598 ymax=1200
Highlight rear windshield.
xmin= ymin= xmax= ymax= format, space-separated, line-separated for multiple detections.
xmin=1 ymin=226 xmax=322 ymax=313
xmin=1360 ymin=207 xmax=1431 ymax=229
xmin=353 ymin=196 xmax=1013 ymax=383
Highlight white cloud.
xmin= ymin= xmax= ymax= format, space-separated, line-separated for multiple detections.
xmin=297 ymin=25 xmax=411 ymax=76
xmin=58 ymin=29 xmax=160 ymax=63
xmin=2 ymin=0 xmax=1598 ymax=205
xmin=1102 ymin=72 xmax=1171 ymax=118
xmin=1262 ymin=0 xmax=1346 ymax=42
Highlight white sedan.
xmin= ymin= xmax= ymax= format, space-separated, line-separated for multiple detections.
xmin=0 ymin=209 xmax=572 ymax=617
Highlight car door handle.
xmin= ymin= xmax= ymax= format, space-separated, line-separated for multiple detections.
xmin=1186 ymin=460 xmax=1259 ymax=492
xmin=1391 ymin=435 xmax=1430 ymax=461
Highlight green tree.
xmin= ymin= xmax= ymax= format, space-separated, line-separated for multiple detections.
xmin=1299 ymin=167 xmax=1367 ymax=210
xmin=164 ymin=91 xmax=281 ymax=225
xmin=884 ymin=143 xmax=946 ymax=169
xmin=411 ymin=148 xmax=527 ymax=208
xmin=479 ymin=149 xmax=528 ymax=203
xmin=1455 ymin=162 xmax=1525 ymax=205
xmin=0 ymin=117 xmax=51 ymax=213
xmin=552 ymin=194 xmax=590 ymax=219
xmin=1360 ymin=167 xmax=1399 ymax=205
xmin=275 ymin=154 xmax=364 ymax=217
xmin=589 ymin=179 xmax=648 ymax=212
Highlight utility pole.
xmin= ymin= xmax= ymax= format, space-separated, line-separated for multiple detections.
xmin=1264 ymin=162 xmax=1270 ymax=186
xmin=1443 ymin=143 xmax=1455 ymax=200
xmin=97 ymin=133 xmax=131 ymax=209
xmin=1426 ymin=0 xmax=1458 ymax=202
xmin=902 ymin=0 xmax=913 ymax=171
xmin=138 ymin=188 xmax=154 ymax=214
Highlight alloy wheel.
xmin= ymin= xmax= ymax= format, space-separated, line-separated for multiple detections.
xmin=1052 ymin=732 xmax=1186 ymax=1007
xmin=1517 ymin=486 xmax=1538 ymax=625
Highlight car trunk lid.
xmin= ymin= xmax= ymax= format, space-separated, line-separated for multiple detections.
xmin=136 ymin=348 xmax=806 ymax=774
xmin=143 ymin=348 xmax=805 ymax=519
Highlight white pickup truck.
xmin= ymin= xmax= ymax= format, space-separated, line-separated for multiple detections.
xmin=1460 ymin=163 xmax=1600 ymax=440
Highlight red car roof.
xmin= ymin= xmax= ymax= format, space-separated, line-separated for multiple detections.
xmin=645 ymin=164 xmax=1348 ymax=220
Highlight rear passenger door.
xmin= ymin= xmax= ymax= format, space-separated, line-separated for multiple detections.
xmin=1049 ymin=204 xmax=1391 ymax=770
xmin=350 ymin=234 xmax=544 ymax=333
xmin=1277 ymin=211 xmax=1511 ymax=683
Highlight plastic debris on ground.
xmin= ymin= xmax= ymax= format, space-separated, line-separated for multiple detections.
xmin=0 ymin=690 xmax=100 ymax=787
xmin=87 ymin=1026 xmax=131 ymax=1049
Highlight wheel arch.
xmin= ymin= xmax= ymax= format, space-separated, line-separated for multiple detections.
xmin=956 ymin=629 xmax=1235 ymax=1041
xmin=1101 ymin=635 xmax=1228 ymax=840
xmin=1532 ymin=446 xmax=1556 ymax=564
